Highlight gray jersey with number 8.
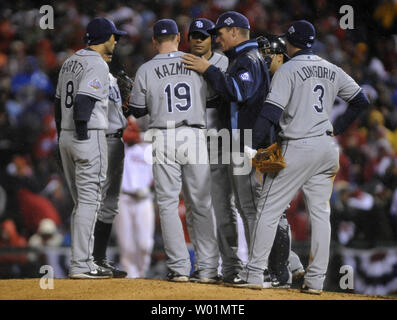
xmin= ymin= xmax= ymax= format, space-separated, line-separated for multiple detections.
xmin=56 ymin=49 xmax=110 ymax=130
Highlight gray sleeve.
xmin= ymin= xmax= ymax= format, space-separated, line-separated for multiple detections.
xmin=216 ymin=55 xmax=229 ymax=72
xmin=129 ymin=67 xmax=146 ymax=109
xmin=55 ymin=66 xmax=63 ymax=99
xmin=206 ymin=54 xmax=228 ymax=101
xmin=77 ymin=62 xmax=109 ymax=100
xmin=336 ymin=66 xmax=361 ymax=102
xmin=55 ymin=77 xmax=61 ymax=99
xmin=265 ymin=67 xmax=291 ymax=110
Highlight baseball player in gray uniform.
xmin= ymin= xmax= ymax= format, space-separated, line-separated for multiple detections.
xmin=54 ymin=17 xmax=126 ymax=278
xmin=128 ymin=19 xmax=219 ymax=282
xmin=234 ymin=20 xmax=369 ymax=293
xmin=92 ymin=72 xmax=128 ymax=278
xmin=257 ymin=34 xmax=305 ymax=288
xmin=184 ymin=18 xmax=243 ymax=283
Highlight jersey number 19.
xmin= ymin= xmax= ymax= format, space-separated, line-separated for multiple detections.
xmin=164 ymin=82 xmax=191 ymax=113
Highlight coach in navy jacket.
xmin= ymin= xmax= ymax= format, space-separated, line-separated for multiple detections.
xmin=182 ymin=11 xmax=271 ymax=150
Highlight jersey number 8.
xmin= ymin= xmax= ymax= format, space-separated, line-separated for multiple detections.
xmin=164 ymin=82 xmax=191 ymax=113
xmin=65 ymin=81 xmax=74 ymax=108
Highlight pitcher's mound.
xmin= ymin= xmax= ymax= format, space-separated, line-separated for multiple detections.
xmin=0 ymin=278 xmax=392 ymax=300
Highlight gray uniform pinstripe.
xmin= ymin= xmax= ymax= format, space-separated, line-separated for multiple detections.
xmin=56 ymin=49 xmax=110 ymax=274
xmin=240 ymin=54 xmax=362 ymax=289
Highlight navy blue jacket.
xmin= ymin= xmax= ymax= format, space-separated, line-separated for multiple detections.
xmin=203 ymin=39 xmax=271 ymax=149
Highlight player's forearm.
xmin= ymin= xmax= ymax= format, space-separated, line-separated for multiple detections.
xmin=252 ymin=103 xmax=283 ymax=149
xmin=332 ymin=90 xmax=369 ymax=136
xmin=75 ymin=120 xmax=88 ymax=140
xmin=73 ymin=94 xmax=97 ymax=140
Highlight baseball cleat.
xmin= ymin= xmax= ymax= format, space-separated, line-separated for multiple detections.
xmin=189 ymin=271 xmax=222 ymax=284
xmin=95 ymin=260 xmax=127 ymax=278
xmin=167 ymin=271 xmax=189 ymax=282
xmin=263 ymin=269 xmax=290 ymax=289
xmin=224 ymin=277 xmax=262 ymax=290
xmin=69 ymin=266 xmax=113 ymax=279
xmin=270 ymin=279 xmax=291 ymax=289
xmin=300 ymin=284 xmax=322 ymax=295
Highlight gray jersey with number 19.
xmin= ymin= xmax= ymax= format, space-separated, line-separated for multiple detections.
xmin=130 ymin=51 xmax=210 ymax=129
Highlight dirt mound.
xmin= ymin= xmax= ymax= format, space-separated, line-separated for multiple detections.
xmin=0 ymin=278 xmax=391 ymax=300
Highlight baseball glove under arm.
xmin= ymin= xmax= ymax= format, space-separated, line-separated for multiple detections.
xmin=251 ymin=142 xmax=286 ymax=174
xmin=116 ymin=70 xmax=134 ymax=117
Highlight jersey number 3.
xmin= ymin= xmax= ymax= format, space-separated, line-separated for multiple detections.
xmin=164 ymin=82 xmax=191 ymax=113
xmin=313 ymin=84 xmax=324 ymax=113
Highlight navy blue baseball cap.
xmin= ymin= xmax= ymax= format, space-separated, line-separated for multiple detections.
xmin=188 ymin=18 xmax=215 ymax=37
xmin=84 ymin=17 xmax=127 ymax=45
xmin=282 ymin=20 xmax=316 ymax=49
xmin=153 ymin=19 xmax=179 ymax=37
xmin=209 ymin=11 xmax=250 ymax=34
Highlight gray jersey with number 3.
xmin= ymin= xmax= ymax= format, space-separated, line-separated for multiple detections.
xmin=266 ymin=54 xmax=361 ymax=140
xmin=130 ymin=51 xmax=210 ymax=129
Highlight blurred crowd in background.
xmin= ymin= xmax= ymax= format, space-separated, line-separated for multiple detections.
xmin=0 ymin=0 xmax=396 ymax=285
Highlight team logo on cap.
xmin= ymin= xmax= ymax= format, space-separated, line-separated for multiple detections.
xmin=88 ymin=78 xmax=102 ymax=90
xmin=161 ymin=29 xmax=167 ymax=34
xmin=239 ymin=72 xmax=251 ymax=81
xmin=195 ymin=21 xmax=204 ymax=28
xmin=224 ymin=17 xmax=234 ymax=26
xmin=288 ymin=26 xmax=295 ymax=34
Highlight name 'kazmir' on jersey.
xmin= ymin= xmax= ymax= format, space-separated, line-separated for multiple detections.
xmin=130 ymin=51 xmax=213 ymax=129
xmin=266 ymin=54 xmax=361 ymax=140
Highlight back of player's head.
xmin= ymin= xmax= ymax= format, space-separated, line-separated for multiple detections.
xmin=153 ymin=19 xmax=179 ymax=42
xmin=83 ymin=17 xmax=127 ymax=45
xmin=283 ymin=20 xmax=316 ymax=49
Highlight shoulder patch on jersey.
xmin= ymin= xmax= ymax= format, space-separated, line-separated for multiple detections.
xmin=88 ymin=78 xmax=103 ymax=90
xmin=239 ymin=72 xmax=251 ymax=81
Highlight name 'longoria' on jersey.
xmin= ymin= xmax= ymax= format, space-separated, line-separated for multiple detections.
xmin=295 ymin=65 xmax=336 ymax=83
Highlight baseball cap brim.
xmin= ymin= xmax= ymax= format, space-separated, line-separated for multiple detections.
xmin=208 ymin=27 xmax=218 ymax=35
xmin=189 ymin=29 xmax=211 ymax=37
xmin=113 ymin=29 xmax=127 ymax=36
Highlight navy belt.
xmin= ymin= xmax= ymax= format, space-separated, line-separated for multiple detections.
xmin=106 ymin=128 xmax=123 ymax=138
